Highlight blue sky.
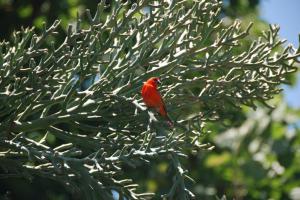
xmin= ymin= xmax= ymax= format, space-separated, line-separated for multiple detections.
xmin=260 ymin=0 xmax=300 ymax=108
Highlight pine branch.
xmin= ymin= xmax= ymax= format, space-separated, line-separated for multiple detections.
xmin=0 ymin=0 xmax=299 ymax=199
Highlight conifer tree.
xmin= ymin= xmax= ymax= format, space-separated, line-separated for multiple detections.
xmin=0 ymin=0 xmax=299 ymax=199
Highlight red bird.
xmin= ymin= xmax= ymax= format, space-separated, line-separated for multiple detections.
xmin=141 ymin=77 xmax=173 ymax=126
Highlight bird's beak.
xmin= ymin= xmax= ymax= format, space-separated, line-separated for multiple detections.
xmin=157 ymin=79 xmax=162 ymax=85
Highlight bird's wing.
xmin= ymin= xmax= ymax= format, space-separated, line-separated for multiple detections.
xmin=142 ymin=84 xmax=163 ymax=107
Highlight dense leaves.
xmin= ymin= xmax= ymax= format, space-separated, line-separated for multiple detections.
xmin=0 ymin=0 xmax=299 ymax=199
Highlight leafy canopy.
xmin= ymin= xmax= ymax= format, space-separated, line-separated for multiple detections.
xmin=0 ymin=0 xmax=299 ymax=199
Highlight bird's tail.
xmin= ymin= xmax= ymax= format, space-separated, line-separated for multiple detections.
xmin=165 ymin=114 xmax=174 ymax=128
xmin=158 ymin=105 xmax=173 ymax=128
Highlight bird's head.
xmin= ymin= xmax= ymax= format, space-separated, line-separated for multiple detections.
xmin=146 ymin=77 xmax=161 ymax=88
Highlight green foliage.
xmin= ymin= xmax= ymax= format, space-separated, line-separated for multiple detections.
xmin=0 ymin=0 xmax=299 ymax=199
xmin=194 ymin=104 xmax=300 ymax=199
